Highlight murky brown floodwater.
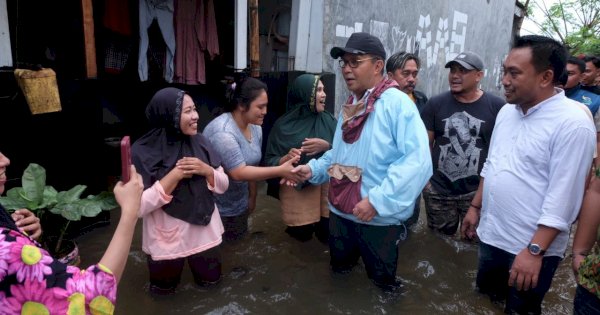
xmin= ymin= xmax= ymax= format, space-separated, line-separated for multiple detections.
xmin=77 ymin=182 xmax=576 ymax=314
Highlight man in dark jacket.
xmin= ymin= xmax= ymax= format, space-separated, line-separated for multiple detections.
xmin=565 ymin=56 xmax=600 ymax=115
xmin=386 ymin=51 xmax=428 ymax=228
xmin=581 ymin=55 xmax=600 ymax=95
xmin=386 ymin=51 xmax=429 ymax=111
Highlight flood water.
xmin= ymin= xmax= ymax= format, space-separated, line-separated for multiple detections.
xmin=77 ymin=182 xmax=577 ymax=314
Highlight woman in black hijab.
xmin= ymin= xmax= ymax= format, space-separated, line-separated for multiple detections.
xmin=132 ymin=87 xmax=229 ymax=295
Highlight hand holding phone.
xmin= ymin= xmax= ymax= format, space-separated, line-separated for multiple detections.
xmin=121 ymin=136 xmax=132 ymax=183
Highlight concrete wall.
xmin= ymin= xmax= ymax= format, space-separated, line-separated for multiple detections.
xmin=0 ymin=0 xmax=12 ymax=67
xmin=323 ymin=0 xmax=515 ymax=111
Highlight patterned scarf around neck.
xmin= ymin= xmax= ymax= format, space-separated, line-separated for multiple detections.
xmin=341 ymin=78 xmax=399 ymax=143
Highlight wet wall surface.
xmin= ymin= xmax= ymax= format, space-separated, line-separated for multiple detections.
xmin=77 ymin=183 xmax=576 ymax=314
xmin=324 ymin=0 xmax=515 ymax=112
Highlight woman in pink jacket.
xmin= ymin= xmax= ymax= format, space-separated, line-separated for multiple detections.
xmin=132 ymin=87 xmax=229 ymax=295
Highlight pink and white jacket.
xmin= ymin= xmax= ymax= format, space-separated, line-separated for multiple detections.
xmin=139 ymin=167 xmax=228 ymax=260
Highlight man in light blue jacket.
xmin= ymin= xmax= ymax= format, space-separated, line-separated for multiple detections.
xmin=290 ymin=32 xmax=432 ymax=291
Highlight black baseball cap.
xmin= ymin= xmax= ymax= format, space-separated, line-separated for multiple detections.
xmin=444 ymin=51 xmax=484 ymax=71
xmin=330 ymin=32 xmax=386 ymax=60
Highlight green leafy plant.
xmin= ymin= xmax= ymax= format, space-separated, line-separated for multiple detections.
xmin=0 ymin=163 xmax=117 ymax=254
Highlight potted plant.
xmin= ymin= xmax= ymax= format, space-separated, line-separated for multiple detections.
xmin=0 ymin=163 xmax=117 ymax=265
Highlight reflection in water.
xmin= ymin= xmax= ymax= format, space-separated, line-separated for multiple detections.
xmin=76 ymin=183 xmax=576 ymax=314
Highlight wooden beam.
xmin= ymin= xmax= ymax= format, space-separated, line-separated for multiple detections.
xmin=249 ymin=0 xmax=259 ymax=77
xmin=81 ymin=0 xmax=97 ymax=78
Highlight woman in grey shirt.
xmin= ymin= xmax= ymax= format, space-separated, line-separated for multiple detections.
xmin=204 ymin=77 xmax=301 ymax=241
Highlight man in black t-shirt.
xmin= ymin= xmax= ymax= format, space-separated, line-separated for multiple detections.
xmin=420 ymin=51 xmax=505 ymax=235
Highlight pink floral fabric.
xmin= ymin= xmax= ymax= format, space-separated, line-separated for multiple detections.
xmin=0 ymin=228 xmax=117 ymax=314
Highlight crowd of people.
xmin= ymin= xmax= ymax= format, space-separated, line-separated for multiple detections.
xmin=1 ymin=32 xmax=600 ymax=314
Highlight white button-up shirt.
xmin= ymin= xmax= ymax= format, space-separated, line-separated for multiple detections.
xmin=477 ymin=90 xmax=596 ymax=257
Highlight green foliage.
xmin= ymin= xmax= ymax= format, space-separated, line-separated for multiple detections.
xmin=0 ymin=163 xmax=117 ymax=220
xmin=0 ymin=163 xmax=117 ymax=252
xmin=524 ymin=0 xmax=600 ymax=55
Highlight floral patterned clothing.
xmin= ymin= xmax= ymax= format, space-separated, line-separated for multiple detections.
xmin=0 ymin=228 xmax=117 ymax=314
xmin=579 ymin=240 xmax=600 ymax=299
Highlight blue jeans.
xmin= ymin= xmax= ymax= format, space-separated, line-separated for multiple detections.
xmin=476 ymin=242 xmax=561 ymax=314
xmin=574 ymin=284 xmax=600 ymax=315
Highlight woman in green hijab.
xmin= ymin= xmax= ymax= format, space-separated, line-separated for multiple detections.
xmin=265 ymin=74 xmax=337 ymax=242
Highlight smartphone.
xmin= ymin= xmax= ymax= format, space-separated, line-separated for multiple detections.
xmin=120 ymin=136 xmax=131 ymax=183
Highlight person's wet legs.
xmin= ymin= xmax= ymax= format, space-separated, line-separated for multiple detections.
xmin=329 ymin=213 xmax=360 ymax=274
xmin=147 ymin=255 xmax=185 ymax=295
xmin=222 ymin=211 xmax=249 ymax=242
xmin=476 ymin=242 xmax=512 ymax=303
xmin=357 ymin=222 xmax=403 ymax=292
xmin=188 ymin=247 xmax=222 ymax=287
xmin=504 ymin=255 xmax=560 ymax=315
xmin=574 ymin=284 xmax=600 ymax=315
xmin=315 ymin=216 xmax=330 ymax=244
xmin=285 ymin=224 xmax=315 ymax=242
xmin=476 ymin=242 xmax=561 ymax=314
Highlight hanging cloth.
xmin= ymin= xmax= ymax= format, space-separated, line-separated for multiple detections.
xmin=138 ymin=0 xmax=176 ymax=82
xmin=103 ymin=0 xmax=132 ymax=36
xmin=173 ymin=0 xmax=220 ymax=85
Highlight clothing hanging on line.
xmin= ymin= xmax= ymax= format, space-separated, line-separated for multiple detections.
xmin=173 ymin=0 xmax=219 ymax=85
xmin=138 ymin=0 xmax=176 ymax=83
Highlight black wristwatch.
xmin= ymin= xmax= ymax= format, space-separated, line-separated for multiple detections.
xmin=527 ymin=243 xmax=546 ymax=256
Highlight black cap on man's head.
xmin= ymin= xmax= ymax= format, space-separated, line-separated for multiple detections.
xmin=330 ymin=32 xmax=386 ymax=60
xmin=444 ymin=51 xmax=484 ymax=71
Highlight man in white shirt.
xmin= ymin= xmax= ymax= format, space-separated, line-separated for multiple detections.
xmin=461 ymin=35 xmax=596 ymax=314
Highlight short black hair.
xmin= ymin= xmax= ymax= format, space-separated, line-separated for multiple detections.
xmin=567 ymin=56 xmax=586 ymax=73
xmin=557 ymin=69 xmax=568 ymax=86
xmin=224 ymin=75 xmax=268 ymax=112
xmin=583 ymin=55 xmax=600 ymax=68
xmin=386 ymin=51 xmax=421 ymax=73
xmin=512 ymin=35 xmax=567 ymax=84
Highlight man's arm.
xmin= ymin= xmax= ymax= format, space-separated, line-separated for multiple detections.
xmin=461 ymin=178 xmax=484 ymax=240
xmin=510 ymin=126 xmax=596 ymax=291
xmin=509 ymin=226 xmax=559 ymax=291
xmin=427 ymin=130 xmax=435 ymax=154
xmin=572 ymin=176 xmax=600 ymax=277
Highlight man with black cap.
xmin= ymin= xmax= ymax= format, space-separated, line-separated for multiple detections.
xmin=288 ymin=32 xmax=432 ymax=291
xmin=420 ymin=51 xmax=505 ymax=236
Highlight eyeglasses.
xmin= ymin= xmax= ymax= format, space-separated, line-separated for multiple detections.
xmin=338 ymin=57 xmax=377 ymax=68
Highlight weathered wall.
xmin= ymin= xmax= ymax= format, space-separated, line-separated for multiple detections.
xmin=323 ymin=0 xmax=514 ymax=110
xmin=0 ymin=0 xmax=12 ymax=67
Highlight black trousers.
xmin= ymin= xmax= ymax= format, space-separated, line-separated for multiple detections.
xmin=328 ymin=212 xmax=403 ymax=290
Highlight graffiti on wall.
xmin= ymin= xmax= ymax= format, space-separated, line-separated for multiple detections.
xmin=335 ymin=10 xmax=469 ymax=69
xmin=333 ymin=9 xmax=508 ymax=91
xmin=335 ymin=22 xmax=363 ymax=38
xmin=414 ymin=10 xmax=468 ymax=67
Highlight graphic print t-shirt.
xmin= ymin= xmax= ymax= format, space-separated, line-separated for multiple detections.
xmin=420 ymin=91 xmax=505 ymax=195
